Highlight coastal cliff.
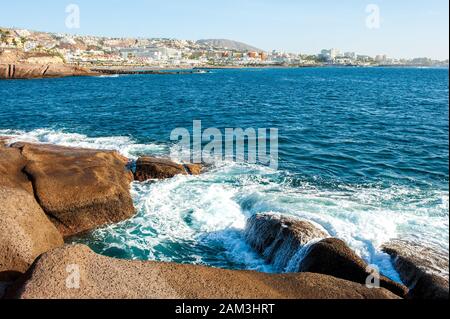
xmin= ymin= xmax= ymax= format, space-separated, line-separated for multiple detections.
xmin=0 ymin=63 xmax=97 ymax=80
xmin=0 ymin=48 xmax=97 ymax=80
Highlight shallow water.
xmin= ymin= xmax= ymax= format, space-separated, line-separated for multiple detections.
xmin=1 ymin=67 xmax=448 ymax=280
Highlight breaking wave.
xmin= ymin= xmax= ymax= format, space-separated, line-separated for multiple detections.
xmin=1 ymin=128 xmax=448 ymax=280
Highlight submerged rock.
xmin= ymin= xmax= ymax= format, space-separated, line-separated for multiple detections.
xmin=11 ymin=142 xmax=135 ymax=237
xmin=299 ymin=238 xmax=408 ymax=298
xmin=7 ymin=244 xmax=401 ymax=299
xmin=134 ymin=156 xmax=202 ymax=181
xmin=245 ymin=214 xmax=329 ymax=271
xmin=382 ymin=239 xmax=449 ymax=299
xmin=0 ymin=63 xmax=97 ymax=80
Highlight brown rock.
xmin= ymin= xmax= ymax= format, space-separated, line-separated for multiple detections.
xmin=0 ymin=63 xmax=97 ymax=80
xmin=0 ymin=142 xmax=33 ymax=192
xmin=11 ymin=142 xmax=135 ymax=237
xmin=7 ymin=244 xmax=400 ymax=299
xmin=0 ymin=187 xmax=64 ymax=279
xmin=1 ymin=142 xmax=64 ymax=279
xmin=245 ymin=214 xmax=329 ymax=271
xmin=0 ymin=136 xmax=8 ymax=145
xmin=134 ymin=156 xmax=202 ymax=181
xmin=299 ymin=238 xmax=408 ymax=298
xmin=382 ymin=239 xmax=449 ymax=299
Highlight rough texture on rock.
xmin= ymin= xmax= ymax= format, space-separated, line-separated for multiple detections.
xmin=382 ymin=240 xmax=449 ymax=299
xmin=245 ymin=214 xmax=329 ymax=271
xmin=134 ymin=156 xmax=202 ymax=181
xmin=7 ymin=245 xmax=401 ymax=299
xmin=299 ymin=238 xmax=408 ymax=298
xmin=0 ymin=142 xmax=33 ymax=192
xmin=0 ymin=137 xmax=8 ymax=145
xmin=11 ymin=142 xmax=135 ymax=237
xmin=1 ymin=143 xmax=64 ymax=278
xmin=0 ymin=63 xmax=97 ymax=80
xmin=0 ymin=187 xmax=64 ymax=279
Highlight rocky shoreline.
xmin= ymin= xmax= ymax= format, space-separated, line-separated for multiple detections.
xmin=0 ymin=138 xmax=448 ymax=299
xmin=0 ymin=63 xmax=98 ymax=80
xmin=0 ymin=63 xmax=213 ymax=80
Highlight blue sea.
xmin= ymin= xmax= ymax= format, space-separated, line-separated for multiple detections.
xmin=1 ymin=67 xmax=448 ymax=280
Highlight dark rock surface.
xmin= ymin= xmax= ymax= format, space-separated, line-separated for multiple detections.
xmin=134 ymin=156 xmax=202 ymax=181
xmin=299 ymin=238 xmax=408 ymax=298
xmin=383 ymin=239 xmax=449 ymax=299
xmin=245 ymin=214 xmax=329 ymax=271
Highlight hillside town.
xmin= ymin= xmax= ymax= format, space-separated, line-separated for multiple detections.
xmin=1 ymin=27 xmax=448 ymax=68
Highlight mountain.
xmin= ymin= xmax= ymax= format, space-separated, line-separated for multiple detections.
xmin=196 ymin=39 xmax=263 ymax=52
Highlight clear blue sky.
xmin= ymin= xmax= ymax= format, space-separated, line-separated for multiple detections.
xmin=1 ymin=0 xmax=448 ymax=59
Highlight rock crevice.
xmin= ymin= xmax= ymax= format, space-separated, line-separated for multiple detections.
xmin=382 ymin=240 xmax=449 ymax=299
xmin=244 ymin=214 xmax=408 ymax=298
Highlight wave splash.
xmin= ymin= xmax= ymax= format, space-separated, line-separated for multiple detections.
xmin=2 ymin=128 xmax=448 ymax=279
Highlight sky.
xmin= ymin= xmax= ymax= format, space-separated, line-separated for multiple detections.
xmin=0 ymin=0 xmax=448 ymax=59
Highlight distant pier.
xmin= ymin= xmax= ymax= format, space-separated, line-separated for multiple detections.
xmin=91 ymin=67 xmax=209 ymax=75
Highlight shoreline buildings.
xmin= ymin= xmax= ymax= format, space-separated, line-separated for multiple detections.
xmin=1 ymin=27 xmax=448 ymax=68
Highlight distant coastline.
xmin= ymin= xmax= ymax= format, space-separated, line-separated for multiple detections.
xmin=1 ymin=25 xmax=448 ymax=80
xmin=1 ymin=26 xmax=448 ymax=78
xmin=2 ymin=61 xmax=448 ymax=80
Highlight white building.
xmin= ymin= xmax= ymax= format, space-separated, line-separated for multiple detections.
xmin=320 ymin=48 xmax=341 ymax=61
xmin=344 ymin=52 xmax=356 ymax=59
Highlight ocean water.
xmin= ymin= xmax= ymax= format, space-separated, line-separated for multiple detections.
xmin=1 ymin=67 xmax=448 ymax=280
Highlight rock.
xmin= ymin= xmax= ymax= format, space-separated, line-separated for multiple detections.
xmin=1 ymin=142 xmax=64 ymax=278
xmin=134 ymin=156 xmax=202 ymax=181
xmin=0 ymin=142 xmax=33 ymax=192
xmin=0 ymin=187 xmax=64 ymax=278
xmin=11 ymin=142 xmax=135 ymax=237
xmin=245 ymin=214 xmax=329 ymax=271
xmin=7 ymin=244 xmax=400 ymax=299
xmin=0 ymin=63 xmax=97 ymax=80
xmin=0 ymin=49 xmax=25 ymax=64
xmin=0 ymin=136 xmax=8 ymax=145
xmin=299 ymin=238 xmax=408 ymax=298
xmin=382 ymin=240 xmax=449 ymax=299
xmin=24 ymin=56 xmax=64 ymax=65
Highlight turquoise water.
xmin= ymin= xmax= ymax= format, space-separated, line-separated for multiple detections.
xmin=0 ymin=67 xmax=448 ymax=279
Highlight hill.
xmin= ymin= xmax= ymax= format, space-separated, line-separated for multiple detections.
xmin=196 ymin=39 xmax=263 ymax=52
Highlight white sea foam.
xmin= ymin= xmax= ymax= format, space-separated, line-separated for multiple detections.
xmin=96 ymin=74 xmax=120 ymax=78
xmin=3 ymin=128 xmax=448 ymax=280
xmin=0 ymin=128 xmax=167 ymax=159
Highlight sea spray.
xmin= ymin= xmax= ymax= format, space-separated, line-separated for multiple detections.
xmin=1 ymin=128 xmax=448 ymax=280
